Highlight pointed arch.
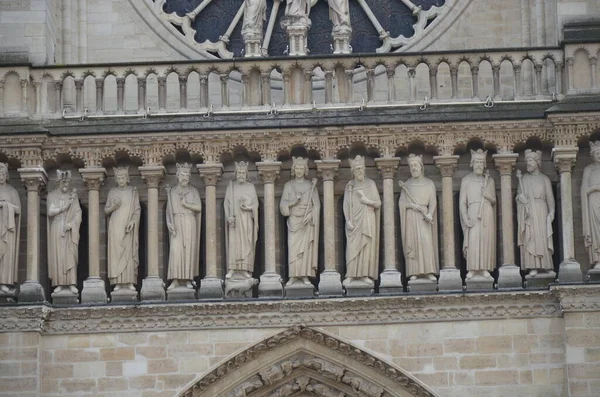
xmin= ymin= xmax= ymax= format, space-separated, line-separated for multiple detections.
xmin=178 ymin=326 xmax=438 ymax=397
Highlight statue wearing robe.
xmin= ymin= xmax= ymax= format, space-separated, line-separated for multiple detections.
xmin=47 ymin=178 xmax=82 ymax=287
xmin=327 ymin=0 xmax=350 ymax=31
xmin=285 ymin=0 xmax=311 ymax=18
xmin=0 ymin=169 xmax=20 ymax=290
xmin=242 ymin=0 xmax=267 ymax=39
xmin=582 ymin=143 xmax=600 ymax=269
xmin=105 ymin=175 xmax=141 ymax=286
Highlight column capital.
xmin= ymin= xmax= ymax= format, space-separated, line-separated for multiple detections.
xmin=552 ymin=148 xmax=578 ymax=173
xmin=18 ymin=168 xmax=48 ymax=192
xmin=139 ymin=166 xmax=165 ymax=189
xmin=433 ymin=155 xmax=459 ymax=177
xmin=315 ymin=160 xmax=341 ymax=181
xmin=197 ymin=163 xmax=223 ymax=186
xmin=492 ymin=153 xmax=519 ymax=176
xmin=375 ymin=157 xmax=401 ymax=179
xmin=79 ymin=167 xmax=107 ymax=191
xmin=256 ymin=161 xmax=282 ymax=184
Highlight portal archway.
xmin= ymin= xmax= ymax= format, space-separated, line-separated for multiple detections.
xmin=179 ymin=326 xmax=438 ymax=397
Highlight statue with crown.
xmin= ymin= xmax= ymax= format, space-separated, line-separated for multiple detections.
xmin=0 ymin=163 xmax=21 ymax=299
xmin=105 ymin=166 xmax=141 ymax=300
xmin=166 ymin=163 xmax=202 ymax=298
xmin=582 ymin=141 xmax=600 ymax=279
xmin=47 ymin=170 xmax=82 ymax=302
xmin=398 ymin=154 xmax=439 ymax=290
xmin=343 ymin=155 xmax=381 ymax=290
xmin=516 ymin=149 xmax=555 ymax=280
xmin=280 ymin=157 xmax=320 ymax=292
xmin=224 ymin=161 xmax=259 ymax=294
xmin=459 ymin=149 xmax=496 ymax=288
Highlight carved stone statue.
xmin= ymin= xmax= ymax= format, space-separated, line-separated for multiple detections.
xmin=399 ymin=154 xmax=438 ymax=281
xmin=105 ymin=166 xmax=141 ymax=292
xmin=284 ymin=0 xmax=311 ymax=20
xmin=224 ymin=161 xmax=259 ymax=280
xmin=343 ymin=155 xmax=381 ymax=286
xmin=327 ymin=0 xmax=351 ymax=33
xmin=0 ymin=163 xmax=20 ymax=294
xmin=582 ymin=141 xmax=600 ymax=271
xmin=166 ymin=163 xmax=202 ymax=291
xmin=242 ymin=0 xmax=267 ymax=41
xmin=459 ymin=149 xmax=496 ymax=279
xmin=516 ymin=149 xmax=555 ymax=277
xmin=47 ymin=170 xmax=82 ymax=294
xmin=280 ymin=157 xmax=320 ymax=286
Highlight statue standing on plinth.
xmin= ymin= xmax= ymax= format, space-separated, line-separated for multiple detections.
xmin=343 ymin=155 xmax=381 ymax=286
xmin=327 ymin=0 xmax=351 ymax=33
xmin=105 ymin=166 xmax=141 ymax=292
xmin=0 ymin=163 xmax=20 ymax=294
xmin=166 ymin=163 xmax=202 ymax=291
xmin=459 ymin=149 xmax=497 ymax=279
xmin=280 ymin=157 xmax=320 ymax=286
xmin=582 ymin=141 xmax=600 ymax=271
xmin=516 ymin=150 xmax=555 ymax=277
xmin=399 ymin=154 xmax=439 ymax=281
xmin=224 ymin=161 xmax=259 ymax=280
xmin=47 ymin=170 xmax=82 ymax=294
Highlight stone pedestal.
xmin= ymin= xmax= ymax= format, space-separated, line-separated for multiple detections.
xmin=284 ymin=283 xmax=316 ymax=298
xmin=497 ymin=265 xmax=523 ymax=289
xmin=345 ymin=281 xmax=374 ymax=296
xmin=0 ymin=287 xmax=17 ymax=304
xmin=167 ymin=285 xmax=196 ymax=301
xmin=465 ymin=275 xmax=494 ymax=291
xmin=438 ymin=268 xmax=463 ymax=292
xmin=51 ymin=288 xmax=79 ymax=305
xmin=332 ymin=27 xmax=352 ymax=54
xmin=110 ymin=288 xmax=138 ymax=303
xmin=140 ymin=276 xmax=166 ymax=302
xmin=198 ymin=276 xmax=224 ymax=300
xmin=281 ymin=16 xmax=310 ymax=56
xmin=243 ymin=38 xmax=261 ymax=57
xmin=318 ymin=270 xmax=344 ymax=297
xmin=224 ymin=277 xmax=258 ymax=299
xmin=18 ymin=281 xmax=45 ymax=303
xmin=524 ymin=272 xmax=556 ymax=289
xmin=258 ymin=272 xmax=284 ymax=298
xmin=587 ymin=267 xmax=600 ymax=282
xmin=558 ymin=260 xmax=583 ymax=283
xmin=378 ymin=269 xmax=404 ymax=294
xmin=81 ymin=277 xmax=108 ymax=304
xmin=407 ymin=278 xmax=438 ymax=293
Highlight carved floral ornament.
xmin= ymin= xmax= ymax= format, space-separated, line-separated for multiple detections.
xmin=0 ymin=118 xmax=598 ymax=167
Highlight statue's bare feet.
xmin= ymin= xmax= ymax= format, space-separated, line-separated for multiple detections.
xmin=69 ymin=285 xmax=78 ymax=294
xmin=427 ymin=273 xmax=437 ymax=281
xmin=302 ymin=277 xmax=311 ymax=285
xmin=243 ymin=271 xmax=252 ymax=279
xmin=409 ymin=275 xmax=417 ymax=281
xmin=225 ymin=270 xmax=234 ymax=279
xmin=128 ymin=283 xmax=136 ymax=291
xmin=363 ymin=277 xmax=374 ymax=285
xmin=113 ymin=284 xmax=121 ymax=291
xmin=285 ymin=277 xmax=297 ymax=286
xmin=167 ymin=279 xmax=178 ymax=290
xmin=185 ymin=281 xmax=193 ymax=289
xmin=0 ymin=284 xmax=10 ymax=293
xmin=528 ymin=269 xmax=538 ymax=277
xmin=54 ymin=286 xmax=63 ymax=293
xmin=594 ymin=262 xmax=600 ymax=270
xmin=483 ymin=270 xmax=492 ymax=278
xmin=342 ymin=277 xmax=354 ymax=286
xmin=466 ymin=271 xmax=474 ymax=279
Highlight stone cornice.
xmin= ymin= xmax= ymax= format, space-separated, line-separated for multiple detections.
xmin=3 ymin=288 xmax=592 ymax=334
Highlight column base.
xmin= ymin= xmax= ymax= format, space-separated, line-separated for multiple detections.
xmin=140 ymin=276 xmax=165 ymax=302
xmin=167 ymin=285 xmax=196 ymax=301
xmin=497 ymin=265 xmax=523 ymax=289
xmin=110 ymin=287 xmax=139 ymax=303
xmin=557 ymin=260 xmax=583 ymax=283
xmin=51 ymin=287 xmax=79 ymax=305
xmin=0 ymin=285 xmax=17 ymax=303
xmin=407 ymin=278 xmax=437 ymax=293
xmin=437 ymin=268 xmax=463 ymax=292
xmin=378 ymin=269 xmax=404 ymax=294
xmin=587 ymin=266 xmax=600 ymax=282
xmin=524 ymin=271 xmax=556 ymax=289
xmin=18 ymin=281 xmax=45 ymax=303
xmin=285 ymin=283 xmax=316 ymax=298
xmin=318 ymin=270 xmax=344 ymax=297
xmin=224 ymin=277 xmax=258 ymax=299
xmin=81 ymin=277 xmax=108 ymax=304
xmin=258 ymin=272 xmax=283 ymax=298
xmin=198 ymin=276 xmax=224 ymax=300
xmin=465 ymin=274 xmax=494 ymax=291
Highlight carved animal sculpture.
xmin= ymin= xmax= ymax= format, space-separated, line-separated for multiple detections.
xmin=225 ymin=277 xmax=259 ymax=298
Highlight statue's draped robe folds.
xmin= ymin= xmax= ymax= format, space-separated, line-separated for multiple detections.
xmin=399 ymin=178 xmax=439 ymax=276
xmin=517 ymin=173 xmax=555 ymax=270
xmin=280 ymin=179 xmax=320 ymax=278
xmin=166 ymin=186 xmax=202 ymax=280
xmin=459 ymin=173 xmax=496 ymax=271
xmin=106 ymin=186 xmax=141 ymax=284
xmin=47 ymin=190 xmax=82 ymax=286
xmin=285 ymin=0 xmax=310 ymax=17
xmin=343 ymin=178 xmax=380 ymax=280
xmin=0 ymin=185 xmax=20 ymax=285
xmin=582 ymin=163 xmax=600 ymax=266
xmin=328 ymin=0 xmax=350 ymax=29
xmin=242 ymin=0 xmax=267 ymax=37
xmin=224 ymin=181 xmax=259 ymax=273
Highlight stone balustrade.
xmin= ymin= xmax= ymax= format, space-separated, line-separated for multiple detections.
xmin=2 ymin=44 xmax=599 ymax=119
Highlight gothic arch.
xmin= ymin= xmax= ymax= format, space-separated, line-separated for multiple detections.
xmin=178 ymin=326 xmax=438 ymax=397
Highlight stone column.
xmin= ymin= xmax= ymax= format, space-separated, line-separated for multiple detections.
xmin=375 ymin=158 xmax=403 ymax=293
xmin=256 ymin=162 xmax=283 ymax=297
xmin=315 ymin=160 xmax=343 ymax=296
xmin=434 ymin=155 xmax=462 ymax=291
xmin=197 ymin=164 xmax=224 ymax=299
xmin=493 ymin=153 xmax=522 ymax=288
xmin=80 ymin=168 xmax=108 ymax=304
xmin=139 ymin=166 xmax=166 ymax=301
xmin=18 ymin=168 xmax=48 ymax=303
xmin=553 ymin=148 xmax=583 ymax=283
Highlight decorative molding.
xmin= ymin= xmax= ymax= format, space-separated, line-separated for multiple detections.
xmin=551 ymin=284 xmax=600 ymax=312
